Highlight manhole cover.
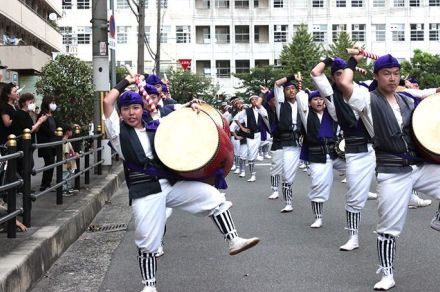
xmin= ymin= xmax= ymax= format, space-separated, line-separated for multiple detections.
xmin=87 ymin=223 xmax=128 ymax=233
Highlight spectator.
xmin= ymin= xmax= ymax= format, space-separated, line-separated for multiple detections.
xmin=0 ymin=200 xmax=27 ymax=232
xmin=36 ymin=96 xmax=58 ymax=192
xmin=61 ymin=125 xmax=78 ymax=196
xmin=0 ymin=82 xmax=19 ymax=146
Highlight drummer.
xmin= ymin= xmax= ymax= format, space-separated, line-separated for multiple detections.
xmin=103 ymin=75 xmax=259 ymax=292
xmin=340 ymin=54 xmax=440 ymax=290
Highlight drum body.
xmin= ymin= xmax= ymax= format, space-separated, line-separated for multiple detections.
xmin=335 ymin=138 xmax=346 ymax=160
xmin=155 ymin=108 xmax=233 ymax=182
xmin=411 ymin=94 xmax=440 ymax=164
xmin=198 ymin=103 xmax=231 ymax=136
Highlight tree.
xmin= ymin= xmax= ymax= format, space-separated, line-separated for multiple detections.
xmin=115 ymin=66 xmax=129 ymax=83
xmin=279 ymin=24 xmax=322 ymax=88
xmin=233 ymin=65 xmax=283 ymax=98
xmin=167 ymin=68 xmax=219 ymax=104
xmin=401 ymin=49 xmax=440 ymax=89
xmin=35 ymin=55 xmax=95 ymax=127
xmin=326 ymin=32 xmax=373 ymax=81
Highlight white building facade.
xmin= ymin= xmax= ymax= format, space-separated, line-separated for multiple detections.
xmin=58 ymin=0 xmax=440 ymax=95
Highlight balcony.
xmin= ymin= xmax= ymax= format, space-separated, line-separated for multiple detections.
xmin=0 ymin=45 xmax=51 ymax=73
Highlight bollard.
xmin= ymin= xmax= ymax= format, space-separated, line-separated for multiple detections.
xmin=22 ymin=129 xmax=32 ymax=227
xmin=6 ymin=135 xmax=17 ymax=238
xmin=55 ymin=127 xmax=63 ymax=205
xmin=96 ymin=125 xmax=102 ymax=175
xmin=73 ymin=125 xmax=81 ymax=190
xmin=84 ymin=135 xmax=90 ymax=185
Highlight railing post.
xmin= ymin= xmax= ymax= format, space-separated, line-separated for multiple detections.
xmin=96 ymin=125 xmax=102 ymax=175
xmin=22 ymin=129 xmax=32 ymax=227
xmin=84 ymin=135 xmax=90 ymax=185
xmin=73 ymin=125 xmax=81 ymax=190
xmin=55 ymin=127 xmax=64 ymax=205
xmin=6 ymin=135 xmax=18 ymax=238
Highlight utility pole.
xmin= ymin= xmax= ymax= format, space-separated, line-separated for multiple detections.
xmin=155 ymin=0 xmax=161 ymax=75
xmin=110 ymin=0 xmax=116 ymax=87
xmin=137 ymin=0 xmax=145 ymax=73
xmin=91 ymin=0 xmax=109 ymax=131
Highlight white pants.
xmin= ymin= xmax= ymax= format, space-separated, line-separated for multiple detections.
xmin=282 ymin=146 xmax=301 ymax=184
xmin=245 ymin=133 xmax=261 ymax=161
xmin=376 ymin=163 xmax=440 ymax=236
xmin=239 ymin=143 xmax=248 ymax=160
xmin=231 ymin=137 xmax=240 ymax=156
xmin=270 ymin=149 xmax=283 ymax=177
xmin=308 ymin=156 xmax=346 ymax=202
xmin=344 ymin=144 xmax=376 ymax=212
xmin=132 ymin=180 xmax=225 ymax=252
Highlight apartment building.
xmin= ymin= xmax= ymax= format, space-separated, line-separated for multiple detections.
xmin=58 ymin=0 xmax=440 ymax=95
xmin=0 ymin=0 xmax=63 ymax=95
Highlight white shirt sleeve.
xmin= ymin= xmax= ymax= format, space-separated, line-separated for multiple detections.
xmin=104 ymin=108 xmax=125 ymax=160
xmin=404 ymin=88 xmax=437 ymax=99
xmin=234 ymin=110 xmax=246 ymax=123
xmin=274 ymin=85 xmax=284 ymax=120
xmin=295 ymin=90 xmax=309 ymax=130
xmin=311 ymin=73 xmax=334 ymax=98
xmin=257 ymin=105 xmax=268 ymax=118
xmin=347 ymin=84 xmax=374 ymax=138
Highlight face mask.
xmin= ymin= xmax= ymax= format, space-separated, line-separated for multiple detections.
xmin=49 ymin=103 xmax=57 ymax=111
xmin=27 ymin=103 xmax=36 ymax=112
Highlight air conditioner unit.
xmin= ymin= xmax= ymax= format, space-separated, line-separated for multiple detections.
xmin=416 ymin=24 xmax=422 ymax=30
xmin=77 ymin=27 xmax=85 ymax=33
xmin=313 ymin=25 xmax=320 ymax=31
xmin=390 ymin=25 xmax=398 ymax=31
xmin=353 ymin=24 xmax=359 ymax=30
xmin=203 ymin=38 xmax=211 ymax=44
xmin=203 ymin=68 xmax=211 ymax=74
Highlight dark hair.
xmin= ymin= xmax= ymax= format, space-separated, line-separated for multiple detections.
xmin=18 ymin=93 xmax=35 ymax=108
xmin=0 ymin=82 xmax=16 ymax=104
xmin=40 ymin=95 xmax=56 ymax=113
xmin=62 ymin=123 xmax=73 ymax=134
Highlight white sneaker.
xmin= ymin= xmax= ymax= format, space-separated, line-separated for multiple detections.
xmin=430 ymin=212 xmax=440 ymax=231
xmin=368 ymin=192 xmax=378 ymax=200
xmin=268 ymin=191 xmax=279 ymax=200
xmin=409 ymin=194 xmax=432 ymax=209
xmin=341 ymin=178 xmax=347 ymax=183
xmin=239 ymin=171 xmax=246 ymax=177
xmin=231 ymin=165 xmax=236 ymax=171
xmin=234 ymin=168 xmax=240 ymax=174
xmin=374 ymin=274 xmax=395 ymax=291
xmin=256 ymin=155 xmax=264 ymax=161
xmin=339 ymin=235 xmax=359 ymax=251
xmin=155 ymin=245 xmax=164 ymax=257
xmin=299 ymin=163 xmax=306 ymax=169
xmin=141 ymin=285 xmax=157 ymax=292
xmin=228 ymin=237 xmax=260 ymax=255
xmin=280 ymin=204 xmax=293 ymax=213
xmin=247 ymin=175 xmax=256 ymax=182
xmin=264 ymin=153 xmax=272 ymax=159
xmin=310 ymin=218 xmax=323 ymax=228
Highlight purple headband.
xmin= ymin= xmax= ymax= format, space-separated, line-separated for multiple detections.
xmin=331 ymin=57 xmax=347 ymax=75
xmin=374 ymin=54 xmax=400 ymax=73
xmin=146 ymin=74 xmax=162 ymax=85
xmin=161 ymin=84 xmax=168 ymax=93
xmin=266 ymin=90 xmax=274 ymax=102
xmin=284 ymin=81 xmax=298 ymax=89
xmin=406 ymin=76 xmax=418 ymax=84
xmin=307 ymin=90 xmax=321 ymax=101
xmin=144 ymin=83 xmax=159 ymax=96
xmin=117 ymin=91 xmax=143 ymax=109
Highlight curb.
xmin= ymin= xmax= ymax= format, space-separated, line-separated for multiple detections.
xmin=0 ymin=165 xmax=125 ymax=292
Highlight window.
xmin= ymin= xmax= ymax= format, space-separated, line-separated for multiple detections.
xmin=216 ymin=60 xmax=230 ymax=78
xmin=409 ymin=0 xmax=420 ymax=6
xmin=235 ymin=60 xmax=250 ymax=73
xmin=393 ymin=0 xmax=405 ymax=7
xmin=255 ymin=59 xmax=269 ymax=66
xmin=391 ymin=24 xmax=405 ymax=41
xmin=62 ymin=0 xmax=72 ymax=9
xmin=215 ymin=26 xmax=230 ymax=43
xmin=60 ymin=26 xmax=72 ymax=44
xmin=312 ymin=24 xmax=327 ymax=42
xmin=77 ymin=34 xmax=90 ymax=44
xmin=373 ymin=0 xmax=385 ymax=6
xmin=351 ymin=0 xmax=363 ymax=7
xmin=159 ymin=0 xmax=168 ymax=8
xmin=215 ymin=0 xmax=230 ymax=7
xmin=254 ymin=0 xmax=259 ymax=7
xmin=274 ymin=59 xmax=282 ymax=67
xmin=235 ymin=0 xmax=249 ymax=8
xmin=160 ymin=26 xmax=171 ymax=43
xmin=196 ymin=26 xmax=211 ymax=44
xmin=116 ymin=0 xmax=129 ymax=9
xmin=274 ymin=25 xmax=288 ymax=42
xmin=429 ymin=0 xmax=440 ymax=5
xmin=274 ymin=0 xmax=283 ymax=8
xmin=254 ymin=25 xmax=269 ymax=43
xmin=235 ymin=26 xmax=249 ymax=43
xmin=351 ymin=24 xmax=365 ymax=41
xmin=410 ymin=23 xmax=424 ymax=41
xmin=117 ymin=26 xmax=129 ymax=44
xmin=77 ymin=0 xmax=90 ymax=9
xmin=332 ymin=24 xmax=346 ymax=41
xmin=312 ymin=0 xmax=324 ymax=7
xmin=144 ymin=26 xmax=151 ymax=42
xmin=196 ymin=60 xmax=211 ymax=77
xmin=336 ymin=0 xmax=346 ymax=7
xmin=429 ymin=23 xmax=440 ymax=40
xmin=176 ymin=26 xmax=191 ymax=43
xmin=372 ymin=24 xmax=386 ymax=41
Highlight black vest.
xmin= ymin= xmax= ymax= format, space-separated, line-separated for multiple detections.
xmin=245 ymin=107 xmax=260 ymax=134
xmin=305 ymin=110 xmax=338 ymax=163
xmin=273 ymin=102 xmax=302 ymax=147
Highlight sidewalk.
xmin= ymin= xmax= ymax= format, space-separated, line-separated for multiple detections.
xmin=0 ymin=155 xmax=125 ymax=292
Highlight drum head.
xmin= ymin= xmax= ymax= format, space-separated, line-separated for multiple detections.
xmin=198 ymin=103 xmax=225 ymax=129
xmin=338 ymin=139 xmax=346 ymax=152
xmin=412 ymin=94 xmax=440 ymax=155
xmin=155 ymin=108 xmax=219 ymax=172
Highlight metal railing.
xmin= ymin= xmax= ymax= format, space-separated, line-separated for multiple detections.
xmin=0 ymin=125 xmax=105 ymax=237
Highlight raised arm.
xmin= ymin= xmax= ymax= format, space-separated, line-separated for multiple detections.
xmin=103 ymin=75 xmax=136 ymax=118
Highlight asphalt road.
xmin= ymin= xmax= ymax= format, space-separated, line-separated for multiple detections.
xmin=32 ymin=161 xmax=440 ymax=292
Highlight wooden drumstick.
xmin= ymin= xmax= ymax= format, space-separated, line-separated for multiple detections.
xmin=124 ymin=65 xmax=157 ymax=112
xmin=355 ymin=67 xmax=368 ymax=75
xmin=346 ymin=48 xmax=379 ymax=60
xmin=295 ymin=71 xmax=303 ymax=91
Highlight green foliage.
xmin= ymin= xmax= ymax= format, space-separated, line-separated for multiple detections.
xmin=167 ymin=68 xmax=219 ymax=104
xmin=233 ymin=65 xmax=283 ymax=98
xmin=279 ymin=24 xmax=323 ymax=88
xmin=115 ymin=66 xmax=129 ymax=83
xmin=35 ymin=55 xmax=94 ymax=127
xmin=400 ymin=49 xmax=440 ymax=89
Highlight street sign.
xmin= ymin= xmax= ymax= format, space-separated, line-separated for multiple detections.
xmin=99 ymin=41 xmax=107 ymax=56
xmin=109 ymin=15 xmax=115 ymax=38
xmin=108 ymin=37 xmax=116 ymax=50
xmin=178 ymin=59 xmax=192 ymax=71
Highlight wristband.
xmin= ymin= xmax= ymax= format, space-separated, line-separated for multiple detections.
xmin=113 ymin=79 xmax=130 ymax=92
xmin=347 ymin=57 xmax=358 ymax=71
xmin=286 ymin=75 xmax=296 ymax=83
xmin=322 ymin=57 xmax=333 ymax=67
